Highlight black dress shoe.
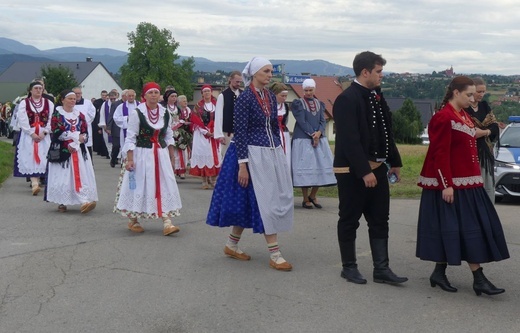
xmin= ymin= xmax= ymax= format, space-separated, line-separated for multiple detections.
xmin=110 ymin=161 xmax=115 ymax=168
xmin=302 ymin=201 xmax=313 ymax=209
xmin=341 ymin=266 xmax=367 ymax=284
xmin=308 ymin=197 xmax=323 ymax=209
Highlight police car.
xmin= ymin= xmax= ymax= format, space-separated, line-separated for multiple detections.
xmin=494 ymin=116 xmax=520 ymax=201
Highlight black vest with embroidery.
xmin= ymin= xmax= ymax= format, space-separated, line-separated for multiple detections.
xmin=222 ymin=88 xmax=241 ymax=133
xmin=135 ymin=110 xmax=170 ymax=149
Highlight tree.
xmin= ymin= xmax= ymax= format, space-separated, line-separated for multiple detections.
xmin=392 ymin=98 xmax=423 ymax=144
xmin=40 ymin=65 xmax=78 ymax=97
xmin=120 ymin=22 xmax=194 ymax=99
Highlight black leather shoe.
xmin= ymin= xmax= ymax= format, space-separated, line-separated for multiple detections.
xmin=341 ymin=266 xmax=367 ymax=284
xmin=430 ymin=263 xmax=457 ymax=292
xmin=110 ymin=161 xmax=115 ymax=168
xmin=308 ymin=197 xmax=323 ymax=209
xmin=302 ymin=201 xmax=313 ymax=209
xmin=472 ymin=267 xmax=505 ymax=296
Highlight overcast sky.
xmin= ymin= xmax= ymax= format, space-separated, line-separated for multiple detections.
xmin=1 ymin=0 xmax=519 ymax=75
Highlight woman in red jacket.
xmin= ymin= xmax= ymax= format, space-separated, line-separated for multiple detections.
xmin=416 ymin=76 xmax=509 ymax=296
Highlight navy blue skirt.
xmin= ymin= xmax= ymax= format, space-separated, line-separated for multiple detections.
xmin=416 ymin=187 xmax=509 ymax=265
xmin=206 ymin=143 xmax=265 ymax=234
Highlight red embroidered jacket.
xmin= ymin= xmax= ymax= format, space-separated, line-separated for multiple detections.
xmin=418 ymin=104 xmax=483 ymax=190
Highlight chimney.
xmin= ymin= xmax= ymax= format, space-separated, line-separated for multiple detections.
xmin=86 ymin=57 xmax=92 ymax=62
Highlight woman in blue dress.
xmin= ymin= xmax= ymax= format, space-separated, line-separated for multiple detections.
xmin=291 ymin=79 xmax=336 ymax=209
xmin=206 ymin=57 xmax=294 ymax=271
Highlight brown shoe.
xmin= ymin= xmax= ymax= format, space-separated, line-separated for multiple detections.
xmin=80 ymin=201 xmax=96 ymax=214
xmin=58 ymin=204 xmax=67 ymax=213
xmin=128 ymin=220 xmax=144 ymax=233
xmin=224 ymin=246 xmax=251 ymax=261
xmin=163 ymin=224 xmax=180 ymax=236
xmin=269 ymin=259 xmax=293 ymax=271
xmin=32 ymin=184 xmax=41 ymax=196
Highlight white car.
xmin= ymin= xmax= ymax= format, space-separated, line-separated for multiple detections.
xmin=494 ymin=116 xmax=520 ymax=201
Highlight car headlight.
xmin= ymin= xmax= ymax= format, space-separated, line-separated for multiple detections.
xmin=495 ymin=160 xmax=520 ymax=169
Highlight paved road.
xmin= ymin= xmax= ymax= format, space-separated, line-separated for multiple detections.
xmin=1 ymin=140 xmax=519 ymax=332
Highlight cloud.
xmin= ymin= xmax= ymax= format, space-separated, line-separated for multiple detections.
xmin=1 ymin=0 xmax=519 ymax=74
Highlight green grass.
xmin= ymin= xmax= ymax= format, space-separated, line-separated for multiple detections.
xmin=0 ymin=140 xmax=15 ymax=187
xmin=299 ymin=144 xmax=427 ymax=199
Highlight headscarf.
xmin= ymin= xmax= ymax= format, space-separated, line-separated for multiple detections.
xmin=201 ymin=84 xmax=212 ymax=92
xmin=242 ymin=57 xmax=271 ymax=86
xmin=141 ymin=82 xmax=161 ymax=102
xmin=163 ymin=89 xmax=178 ymax=106
xmin=302 ymin=79 xmax=316 ymax=89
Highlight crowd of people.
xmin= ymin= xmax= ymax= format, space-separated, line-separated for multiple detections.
xmin=2 ymin=51 xmax=510 ymax=295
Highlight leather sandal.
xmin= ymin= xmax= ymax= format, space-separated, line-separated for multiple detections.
xmin=308 ymin=197 xmax=323 ymax=209
xmin=163 ymin=219 xmax=180 ymax=236
xmin=58 ymin=204 xmax=67 ymax=213
xmin=80 ymin=201 xmax=96 ymax=214
xmin=302 ymin=200 xmax=313 ymax=209
xmin=128 ymin=219 xmax=144 ymax=233
xmin=224 ymin=246 xmax=251 ymax=260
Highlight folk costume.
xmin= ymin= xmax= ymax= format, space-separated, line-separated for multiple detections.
xmin=189 ymin=85 xmax=221 ymax=187
xmin=207 ymin=79 xmax=293 ymax=235
xmin=416 ymin=103 xmax=509 ymax=265
xmin=98 ymin=99 xmax=114 ymax=157
xmin=45 ymin=101 xmax=98 ymax=212
xmin=277 ymin=101 xmax=292 ymax=170
xmin=74 ymin=97 xmax=96 ymax=157
xmin=333 ymin=78 xmax=406 ymax=284
xmin=464 ymin=101 xmax=499 ymax=202
xmin=215 ymin=85 xmax=243 ymax=156
xmin=291 ymin=79 xmax=336 ymax=188
xmin=164 ymin=90 xmax=192 ymax=178
xmin=114 ymin=86 xmax=182 ymax=226
xmin=113 ymin=100 xmax=139 ymax=157
xmin=14 ymin=92 xmax=53 ymax=178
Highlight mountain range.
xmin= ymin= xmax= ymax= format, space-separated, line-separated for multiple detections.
xmin=0 ymin=37 xmax=354 ymax=77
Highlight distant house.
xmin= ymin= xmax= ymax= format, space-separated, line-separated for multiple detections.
xmin=0 ymin=60 xmax=121 ymax=102
xmin=287 ymin=76 xmax=345 ymax=140
xmin=385 ymin=97 xmax=437 ymax=128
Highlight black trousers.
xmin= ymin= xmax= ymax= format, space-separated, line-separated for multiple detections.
xmin=336 ymin=164 xmax=390 ymax=242
xmin=111 ymin=137 xmax=120 ymax=164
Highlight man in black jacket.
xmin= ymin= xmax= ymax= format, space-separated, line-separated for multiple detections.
xmin=107 ymin=89 xmax=126 ymax=167
xmin=332 ymin=51 xmax=407 ymax=285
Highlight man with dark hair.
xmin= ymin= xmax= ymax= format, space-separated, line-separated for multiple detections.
xmin=214 ymin=71 xmax=243 ymax=156
xmin=332 ymin=51 xmax=407 ymax=285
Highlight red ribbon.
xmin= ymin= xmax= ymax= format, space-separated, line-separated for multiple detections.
xmin=178 ymin=149 xmax=185 ymax=169
xmin=207 ymin=120 xmax=220 ymax=166
xmin=71 ymin=151 xmax=82 ymax=192
xmin=32 ymin=114 xmax=41 ymax=164
xmin=151 ymin=131 xmax=163 ymax=216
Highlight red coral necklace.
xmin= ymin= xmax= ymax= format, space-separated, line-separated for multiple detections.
xmin=147 ymin=105 xmax=160 ymax=124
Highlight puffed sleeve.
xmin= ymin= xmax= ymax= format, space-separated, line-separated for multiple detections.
xmin=122 ymin=108 xmax=139 ymax=153
xmin=214 ymin=93 xmax=224 ymax=139
xmin=17 ymin=101 xmax=33 ymax=135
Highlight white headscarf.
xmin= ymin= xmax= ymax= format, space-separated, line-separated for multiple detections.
xmin=302 ymin=79 xmax=316 ymax=89
xmin=242 ymin=57 xmax=271 ymax=86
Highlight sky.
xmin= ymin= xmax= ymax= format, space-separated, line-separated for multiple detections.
xmin=1 ymin=0 xmax=520 ymax=75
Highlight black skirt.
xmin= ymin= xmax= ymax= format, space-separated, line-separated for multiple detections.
xmin=416 ymin=187 xmax=509 ymax=265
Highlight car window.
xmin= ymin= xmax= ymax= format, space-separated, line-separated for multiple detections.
xmin=500 ymin=126 xmax=520 ymax=147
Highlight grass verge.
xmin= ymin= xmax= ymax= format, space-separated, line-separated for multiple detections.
xmin=0 ymin=140 xmax=14 ymax=187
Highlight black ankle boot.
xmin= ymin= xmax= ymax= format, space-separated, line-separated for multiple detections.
xmin=370 ymin=238 xmax=408 ymax=284
xmin=430 ymin=263 xmax=457 ymax=292
xmin=472 ymin=267 xmax=505 ymax=296
xmin=339 ymin=241 xmax=367 ymax=284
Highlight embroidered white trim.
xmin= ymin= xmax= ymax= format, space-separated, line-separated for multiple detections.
xmin=451 ymin=120 xmax=476 ymax=137
xmin=418 ymin=176 xmax=438 ymax=187
xmin=452 ymin=176 xmax=483 ymax=186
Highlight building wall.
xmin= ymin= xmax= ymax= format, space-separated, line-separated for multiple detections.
xmin=78 ymin=65 xmax=122 ymax=100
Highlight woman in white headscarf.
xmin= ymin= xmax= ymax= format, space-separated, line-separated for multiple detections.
xmin=291 ymin=78 xmax=336 ymax=209
xmin=206 ymin=57 xmax=294 ymax=271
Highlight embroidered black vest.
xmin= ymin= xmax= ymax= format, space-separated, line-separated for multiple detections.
xmin=135 ymin=110 xmax=170 ymax=149
xmin=222 ymin=88 xmax=242 ymax=133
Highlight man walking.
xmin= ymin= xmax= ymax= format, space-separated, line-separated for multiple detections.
xmin=332 ymin=51 xmax=407 ymax=285
xmin=214 ymin=71 xmax=242 ymax=156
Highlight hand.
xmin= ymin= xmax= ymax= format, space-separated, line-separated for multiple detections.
xmin=31 ymin=133 xmax=41 ymax=142
xmin=238 ymin=164 xmax=249 ymax=188
xmin=206 ymin=132 xmax=214 ymax=138
xmin=362 ymin=172 xmax=377 ymax=188
xmin=442 ymin=187 xmax=454 ymax=203
xmin=219 ymin=137 xmax=226 ymax=145
xmin=79 ymin=134 xmax=86 ymax=144
xmin=388 ymin=167 xmax=401 ymax=183
xmin=125 ymin=160 xmax=135 ymax=171
xmin=67 ymin=145 xmax=76 ymax=153
xmin=105 ymin=129 xmax=111 ymax=135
